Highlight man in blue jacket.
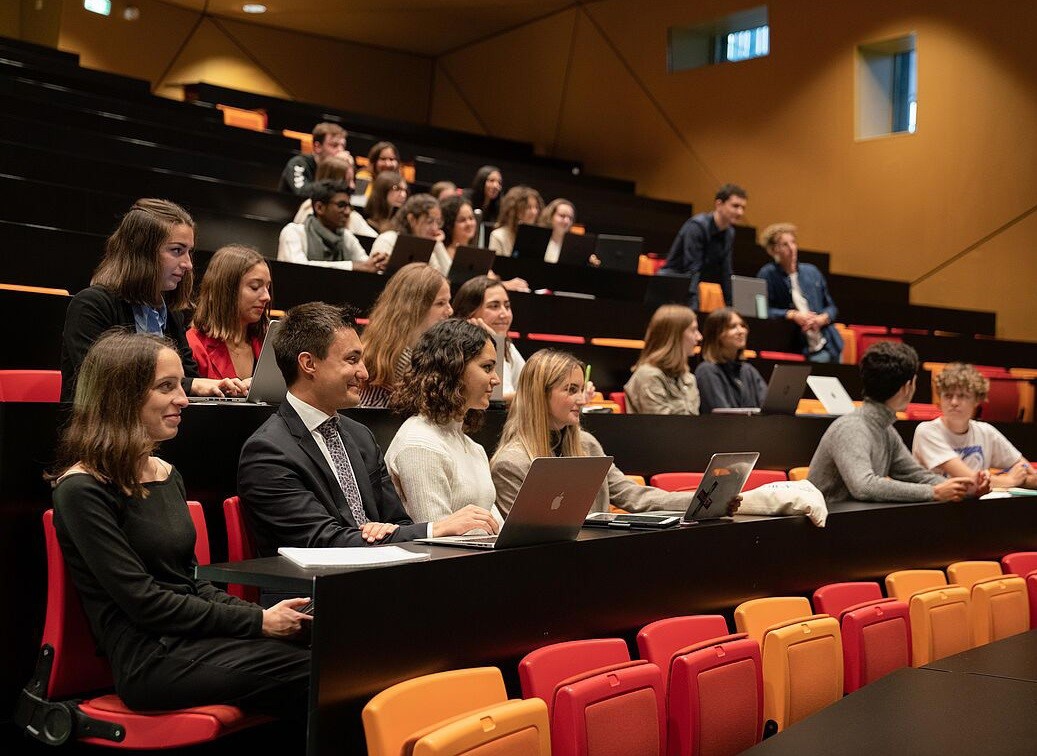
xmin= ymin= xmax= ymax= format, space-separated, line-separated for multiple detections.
xmin=756 ymin=223 xmax=843 ymax=363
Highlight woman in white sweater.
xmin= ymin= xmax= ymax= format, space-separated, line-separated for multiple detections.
xmin=386 ymin=319 xmax=504 ymax=529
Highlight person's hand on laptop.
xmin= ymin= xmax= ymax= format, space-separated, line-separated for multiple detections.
xmin=432 ymin=505 xmax=501 ymax=537
xmin=360 ymin=521 xmax=400 ymax=543
xmin=192 ymin=377 xmax=248 ymax=397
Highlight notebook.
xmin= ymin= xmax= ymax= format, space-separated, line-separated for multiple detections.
xmin=187 ymin=320 xmax=286 ymax=405
xmin=711 ymin=364 xmax=811 ymax=416
xmin=731 ymin=275 xmax=769 ymax=319
xmin=584 ymin=451 xmax=759 ymax=528
xmin=594 ymin=234 xmax=643 ymax=273
xmin=414 ymin=455 xmax=613 ymax=550
xmin=382 ymin=234 xmax=435 ymax=277
xmin=448 ymin=245 xmax=495 ymax=287
xmin=557 ymin=232 xmax=598 ymax=267
xmin=278 ymin=545 xmax=430 ymax=568
xmin=806 ymin=375 xmax=856 ymax=415
xmin=512 ymin=223 xmax=553 ymax=260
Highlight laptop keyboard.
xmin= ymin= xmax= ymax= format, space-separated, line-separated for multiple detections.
xmin=458 ymin=536 xmax=498 ymax=544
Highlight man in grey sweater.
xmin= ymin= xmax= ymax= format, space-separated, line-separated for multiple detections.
xmin=808 ymin=342 xmax=986 ymax=504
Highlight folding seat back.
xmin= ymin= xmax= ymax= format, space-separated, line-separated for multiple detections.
xmin=907 ymin=586 xmax=972 ymax=666
xmin=18 ymin=510 xmax=268 ymax=748
xmin=650 ymin=472 xmax=703 ymax=492
xmin=408 ymin=699 xmax=550 ymax=756
xmin=884 ymin=569 xmax=947 ymax=600
xmin=1001 ymin=552 xmax=1037 ymax=577
xmin=839 ymin=600 xmax=911 ymax=692
xmin=946 ymin=560 xmax=1001 ymax=588
xmin=969 ymin=576 xmax=1030 ymax=646
xmin=223 ymin=496 xmax=260 ymax=602
xmin=667 ymin=634 xmax=763 ymax=756
xmin=759 ymin=615 xmax=843 ymax=732
xmin=734 ymin=597 xmax=813 ymax=644
xmin=812 ymin=582 xmax=884 ymax=617
xmin=0 ymin=369 xmax=62 ymax=402
xmin=552 ymin=660 xmax=666 ymax=756
xmin=363 ymin=667 xmax=507 ymax=756
xmin=517 ymin=638 xmax=630 ymax=714
xmin=787 ymin=466 xmax=810 ymax=481
xmin=1027 ymin=573 xmax=1037 ymax=630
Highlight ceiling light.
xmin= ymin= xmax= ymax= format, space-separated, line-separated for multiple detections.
xmin=242 ymin=4 xmax=267 ymax=13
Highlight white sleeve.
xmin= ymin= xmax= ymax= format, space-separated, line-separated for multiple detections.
xmin=372 ymin=232 xmax=396 ymax=257
xmin=488 ymin=229 xmax=508 ymax=256
xmin=343 ymin=230 xmax=369 ymax=263
xmin=277 ymin=224 xmax=353 ymax=270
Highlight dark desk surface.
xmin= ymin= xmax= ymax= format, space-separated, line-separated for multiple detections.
xmin=924 ymin=630 xmax=1037 ymax=683
xmin=745 ymin=666 xmax=1037 ymax=755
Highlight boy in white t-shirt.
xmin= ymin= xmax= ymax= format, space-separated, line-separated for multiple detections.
xmin=912 ymin=363 xmax=1036 ymax=489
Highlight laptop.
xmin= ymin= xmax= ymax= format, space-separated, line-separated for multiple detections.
xmin=557 ymin=232 xmax=598 ymax=267
xmin=448 ymin=245 xmax=495 ymax=287
xmin=711 ymin=364 xmax=811 ymax=416
xmin=382 ymin=234 xmax=435 ymax=277
xmin=807 ymin=375 xmax=856 ymax=415
xmin=731 ymin=275 xmax=769 ymax=319
xmin=585 ymin=452 xmax=760 ymax=528
xmin=512 ymin=223 xmax=553 ymax=260
xmin=187 ymin=319 xmax=286 ymax=404
xmin=594 ymin=234 xmax=643 ymax=273
xmin=414 ymin=455 xmax=613 ymax=550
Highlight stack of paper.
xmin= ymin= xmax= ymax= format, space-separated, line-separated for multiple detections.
xmin=277 ymin=546 xmax=431 ymax=568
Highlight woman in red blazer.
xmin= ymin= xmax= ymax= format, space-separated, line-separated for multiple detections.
xmin=187 ymin=245 xmax=272 ymax=383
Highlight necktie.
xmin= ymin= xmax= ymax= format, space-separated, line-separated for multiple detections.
xmin=316 ymin=416 xmax=369 ymax=526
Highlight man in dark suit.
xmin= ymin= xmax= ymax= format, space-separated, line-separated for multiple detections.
xmin=237 ymin=302 xmax=498 ymax=555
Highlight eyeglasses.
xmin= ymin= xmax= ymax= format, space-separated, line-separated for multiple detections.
xmin=332 ymin=200 xmax=351 ymax=209
xmin=420 ymin=216 xmax=443 ymax=228
xmin=391 ymin=184 xmax=408 ymax=192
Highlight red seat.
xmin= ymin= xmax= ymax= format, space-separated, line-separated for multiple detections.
xmin=609 ymin=391 xmax=627 ymax=413
xmin=636 ymin=616 xmax=731 ymax=692
xmin=525 ymin=333 xmax=586 ymax=344
xmin=649 ymin=470 xmax=787 ymax=492
xmin=17 ymin=510 xmax=269 ymax=748
xmin=758 ymin=351 xmax=806 ymax=362
xmin=223 ymin=496 xmax=260 ymax=603
xmin=980 ymin=377 xmax=1022 ymax=422
xmin=0 ymin=369 xmax=61 ymax=402
xmin=1001 ymin=552 xmax=1037 ymax=577
xmin=904 ymin=402 xmax=942 ymax=420
xmin=518 ymin=638 xmax=630 ymax=711
xmin=814 ymin=582 xmax=910 ymax=693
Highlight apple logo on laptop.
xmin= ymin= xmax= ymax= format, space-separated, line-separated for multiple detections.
xmin=550 ymin=493 xmax=565 ymax=510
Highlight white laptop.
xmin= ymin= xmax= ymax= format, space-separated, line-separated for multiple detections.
xmin=731 ymin=275 xmax=769 ymax=319
xmin=585 ymin=452 xmax=760 ymax=528
xmin=414 ymin=455 xmax=613 ymax=550
xmin=806 ymin=375 xmax=856 ymax=415
xmin=711 ymin=364 xmax=811 ymax=416
xmin=188 ymin=320 xmax=286 ymax=404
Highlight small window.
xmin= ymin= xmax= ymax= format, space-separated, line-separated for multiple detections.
xmin=83 ymin=0 xmax=112 ymax=16
xmin=856 ymin=34 xmax=917 ymax=139
xmin=669 ymin=6 xmax=769 ymax=73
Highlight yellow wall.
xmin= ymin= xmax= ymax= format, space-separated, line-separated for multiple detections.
xmin=57 ymin=1 xmax=432 ymax=123
xmin=431 ymin=0 xmax=1037 ymax=342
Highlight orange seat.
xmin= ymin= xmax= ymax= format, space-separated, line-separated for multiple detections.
xmin=833 ymin=323 xmax=856 ymax=364
xmin=1008 ymin=368 xmax=1036 ymax=422
xmin=886 ymin=570 xmax=971 ymax=666
xmin=17 ymin=510 xmax=270 ymax=748
xmin=947 ymin=561 xmax=1029 ymax=646
xmin=698 ymin=282 xmax=725 ymax=313
xmin=406 ymin=698 xmax=550 ymax=755
xmin=787 ymin=467 xmax=810 ymax=481
xmin=216 ymin=104 xmax=267 ymax=131
xmin=591 ymin=337 xmax=645 ymax=349
xmin=282 ymin=129 xmax=313 ymax=154
xmin=0 ymin=283 xmax=70 ymax=296
xmin=734 ymin=597 xmax=814 ymax=645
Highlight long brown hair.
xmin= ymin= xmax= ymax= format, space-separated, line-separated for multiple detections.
xmin=492 ymin=349 xmax=585 ymax=463
xmin=191 ymin=245 xmax=271 ymax=344
xmin=366 ymin=170 xmax=404 ymax=232
xmin=495 ymin=186 xmax=543 ymax=235
xmin=362 ymin=263 xmax=448 ymax=391
xmin=91 ymin=198 xmax=195 ymax=309
xmin=635 ymin=305 xmax=696 ymax=377
xmin=49 ymin=331 xmax=174 ymax=498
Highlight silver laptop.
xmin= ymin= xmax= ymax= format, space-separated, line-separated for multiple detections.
xmin=414 ymin=455 xmax=613 ymax=549
xmin=711 ymin=364 xmax=811 ymax=416
xmin=586 ymin=452 xmax=759 ymax=528
xmin=188 ymin=320 xmax=286 ymax=404
xmin=807 ymin=375 xmax=856 ymax=415
xmin=731 ymin=275 xmax=769 ymax=319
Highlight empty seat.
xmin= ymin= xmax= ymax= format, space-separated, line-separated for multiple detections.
xmin=1001 ymin=552 xmax=1037 ymax=577
xmin=947 ymin=561 xmax=1028 ymax=646
xmin=886 ymin=569 xmax=971 ymax=666
xmin=734 ymin=597 xmax=813 ymax=645
xmin=813 ymin=582 xmax=910 ymax=693
xmin=518 ymin=638 xmax=630 ymax=709
xmin=363 ymin=667 xmax=508 ymax=756
xmin=636 ymin=615 xmax=731 ymax=694
xmin=0 ymin=369 xmax=61 ymax=402
xmin=17 ymin=510 xmax=269 ymax=749
xmin=223 ymin=496 xmax=260 ymax=603
xmin=407 ymin=698 xmax=551 ymax=755
xmin=787 ymin=467 xmax=810 ymax=481
xmin=609 ymin=391 xmax=627 ymax=413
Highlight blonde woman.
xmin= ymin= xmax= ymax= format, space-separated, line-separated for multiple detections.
xmin=624 ymin=305 xmax=701 ymax=415
xmin=357 ymin=262 xmax=453 ymax=408
xmin=488 ymin=185 xmax=543 ymax=258
xmin=490 ymin=349 xmax=695 ymax=516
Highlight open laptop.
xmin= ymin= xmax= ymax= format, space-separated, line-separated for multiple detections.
xmin=595 ymin=234 xmax=643 ymax=273
xmin=414 ymin=455 xmax=613 ymax=549
xmin=731 ymin=275 xmax=769 ymax=319
xmin=711 ymin=364 xmax=812 ymax=416
xmin=585 ymin=452 xmax=760 ymax=528
xmin=807 ymin=375 xmax=856 ymax=415
xmin=188 ymin=319 xmax=286 ymax=404
xmin=382 ymin=234 xmax=435 ymax=277
xmin=557 ymin=232 xmax=598 ymax=267
xmin=513 ymin=223 xmax=553 ymax=260
xmin=448 ymin=245 xmax=496 ymax=287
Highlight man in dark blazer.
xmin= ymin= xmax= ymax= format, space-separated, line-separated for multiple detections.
xmin=237 ymin=301 xmax=498 ymax=556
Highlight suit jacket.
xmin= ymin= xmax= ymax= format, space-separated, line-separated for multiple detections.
xmin=60 ymin=285 xmax=199 ymax=403
xmin=186 ymin=328 xmax=262 ymax=380
xmin=237 ymin=400 xmax=427 ymax=554
xmin=756 ymin=261 xmax=843 ymax=358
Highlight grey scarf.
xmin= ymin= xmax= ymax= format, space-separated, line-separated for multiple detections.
xmin=304 ymin=215 xmax=346 ymax=262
